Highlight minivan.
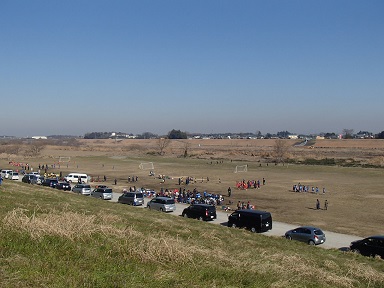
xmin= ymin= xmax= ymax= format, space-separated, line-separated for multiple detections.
xmin=182 ymin=204 xmax=217 ymax=221
xmin=72 ymin=184 xmax=92 ymax=195
xmin=65 ymin=173 xmax=89 ymax=184
xmin=147 ymin=197 xmax=176 ymax=212
xmin=8 ymin=171 xmax=19 ymax=180
xmin=118 ymin=191 xmax=144 ymax=206
xmin=1 ymin=169 xmax=13 ymax=179
xmin=91 ymin=187 xmax=113 ymax=200
xmin=228 ymin=209 xmax=272 ymax=233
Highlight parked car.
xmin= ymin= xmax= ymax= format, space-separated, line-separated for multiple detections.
xmin=285 ymin=226 xmax=326 ymax=245
xmin=22 ymin=174 xmax=31 ymax=183
xmin=350 ymin=235 xmax=384 ymax=259
xmin=228 ymin=209 xmax=272 ymax=233
xmin=182 ymin=204 xmax=217 ymax=221
xmin=41 ymin=178 xmax=59 ymax=188
xmin=117 ymin=191 xmax=144 ymax=206
xmin=8 ymin=171 xmax=20 ymax=180
xmin=72 ymin=184 xmax=91 ymax=195
xmin=1 ymin=169 xmax=13 ymax=179
xmin=56 ymin=181 xmax=71 ymax=191
xmin=91 ymin=187 xmax=113 ymax=200
xmin=147 ymin=196 xmax=176 ymax=212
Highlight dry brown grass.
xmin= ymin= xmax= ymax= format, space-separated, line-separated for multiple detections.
xmin=2 ymin=138 xmax=384 ymax=237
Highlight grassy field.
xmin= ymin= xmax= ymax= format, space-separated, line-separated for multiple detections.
xmin=1 ymin=180 xmax=384 ymax=287
xmin=1 ymin=138 xmax=384 ymax=237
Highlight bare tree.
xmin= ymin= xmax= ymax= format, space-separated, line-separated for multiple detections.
xmin=273 ymin=139 xmax=290 ymax=164
xmin=157 ymin=138 xmax=171 ymax=155
xmin=182 ymin=141 xmax=191 ymax=158
xmin=24 ymin=142 xmax=46 ymax=157
xmin=342 ymin=128 xmax=354 ymax=139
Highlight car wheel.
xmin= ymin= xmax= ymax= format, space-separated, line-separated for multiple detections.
xmin=231 ymin=223 xmax=237 ymax=228
xmin=183 ymin=213 xmax=188 ymax=218
xmin=286 ymin=235 xmax=292 ymax=240
xmin=160 ymin=208 xmax=164 ymax=212
xmin=198 ymin=216 xmax=203 ymax=221
xmin=147 ymin=205 xmax=151 ymax=209
xmin=250 ymin=227 xmax=257 ymax=233
xmin=308 ymin=240 xmax=315 ymax=245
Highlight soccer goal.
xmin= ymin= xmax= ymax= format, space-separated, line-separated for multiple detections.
xmin=234 ymin=165 xmax=248 ymax=173
xmin=58 ymin=156 xmax=71 ymax=163
xmin=139 ymin=162 xmax=154 ymax=170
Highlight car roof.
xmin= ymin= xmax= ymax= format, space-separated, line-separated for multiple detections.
xmin=366 ymin=235 xmax=384 ymax=240
xmin=236 ymin=209 xmax=270 ymax=214
xmin=295 ymin=226 xmax=321 ymax=230
xmin=191 ymin=203 xmax=213 ymax=207
xmin=154 ymin=196 xmax=172 ymax=200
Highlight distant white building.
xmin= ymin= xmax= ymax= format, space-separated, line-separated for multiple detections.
xmin=31 ymin=136 xmax=47 ymax=140
xmin=288 ymin=134 xmax=298 ymax=139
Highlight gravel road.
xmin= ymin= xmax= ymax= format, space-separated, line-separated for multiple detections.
xmin=111 ymin=192 xmax=361 ymax=250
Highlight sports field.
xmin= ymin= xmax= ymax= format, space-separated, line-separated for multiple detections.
xmin=1 ymin=138 xmax=383 ymax=237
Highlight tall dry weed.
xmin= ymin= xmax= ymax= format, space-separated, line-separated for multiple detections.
xmin=2 ymin=207 xmax=124 ymax=241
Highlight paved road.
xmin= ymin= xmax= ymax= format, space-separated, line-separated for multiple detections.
xmin=110 ymin=192 xmax=361 ymax=250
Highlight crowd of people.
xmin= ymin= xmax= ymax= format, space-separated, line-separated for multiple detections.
xmin=235 ymin=178 xmax=266 ymax=190
xmin=292 ymin=183 xmax=326 ymax=194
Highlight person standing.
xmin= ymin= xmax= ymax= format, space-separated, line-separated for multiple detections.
xmin=316 ymin=199 xmax=320 ymax=210
xmin=324 ymin=200 xmax=328 ymax=210
xmin=228 ymin=187 xmax=232 ymax=197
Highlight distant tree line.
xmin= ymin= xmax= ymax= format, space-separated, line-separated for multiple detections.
xmin=81 ymin=129 xmax=384 ymax=140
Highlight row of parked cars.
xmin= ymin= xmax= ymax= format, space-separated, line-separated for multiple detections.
xmin=114 ymin=191 xmax=384 ymax=258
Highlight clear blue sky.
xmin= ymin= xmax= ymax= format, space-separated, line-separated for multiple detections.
xmin=1 ymin=1 xmax=383 ymax=137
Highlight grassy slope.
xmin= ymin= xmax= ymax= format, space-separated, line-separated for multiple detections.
xmin=1 ymin=181 xmax=384 ymax=288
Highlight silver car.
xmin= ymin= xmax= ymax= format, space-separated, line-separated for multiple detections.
xmin=285 ymin=226 xmax=326 ymax=245
xmin=72 ymin=184 xmax=91 ymax=195
xmin=91 ymin=187 xmax=113 ymax=200
xmin=147 ymin=197 xmax=176 ymax=212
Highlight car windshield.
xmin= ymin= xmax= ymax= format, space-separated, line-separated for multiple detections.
xmin=136 ymin=193 xmax=143 ymax=198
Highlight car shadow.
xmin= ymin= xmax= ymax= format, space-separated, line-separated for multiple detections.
xmin=338 ymin=247 xmax=351 ymax=252
xmin=219 ymin=221 xmax=229 ymax=227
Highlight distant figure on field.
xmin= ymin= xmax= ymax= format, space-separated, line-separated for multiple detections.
xmin=324 ymin=200 xmax=328 ymax=210
xmin=316 ymin=199 xmax=320 ymax=210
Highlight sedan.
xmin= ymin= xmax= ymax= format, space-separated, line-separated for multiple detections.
xmin=285 ymin=226 xmax=326 ymax=245
xmin=350 ymin=236 xmax=384 ymax=259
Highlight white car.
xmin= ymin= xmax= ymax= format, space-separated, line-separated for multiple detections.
xmin=8 ymin=171 xmax=20 ymax=180
xmin=1 ymin=169 xmax=13 ymax=179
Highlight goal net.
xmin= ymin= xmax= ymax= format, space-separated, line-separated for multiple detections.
xmin=234 ymin=165 xmax=248 ymax=173
xmin=139 ymin=162 xmax=154 ymax=170
xmin=58 ymin=156 xmax=71 ymax=163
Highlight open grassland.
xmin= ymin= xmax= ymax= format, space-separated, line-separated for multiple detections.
xmin=1 ymin=139 xmax=383 ymax=237
xmin=1 ymin=180 xmax=384 ymax=287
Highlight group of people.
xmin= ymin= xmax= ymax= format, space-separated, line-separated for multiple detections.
xmin=235 ymin=178 xmax=266 ymax=190
xmin=292 ymin=183 xmax=326 ymax=194
xmin=236 ymin=200 xmax=255 ymax=210
xmin=152 ymin=187 xmax=225 ymax=206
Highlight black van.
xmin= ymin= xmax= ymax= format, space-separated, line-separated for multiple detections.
xmin=228 ymin=209 xmax=272 ymax=233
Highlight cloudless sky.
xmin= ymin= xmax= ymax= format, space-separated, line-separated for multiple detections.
xmin=1 ymin=0 xmax=383 ymax=137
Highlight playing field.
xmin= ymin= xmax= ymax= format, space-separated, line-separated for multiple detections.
xmin=1 ymin=138 xmax=383 ymax=237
